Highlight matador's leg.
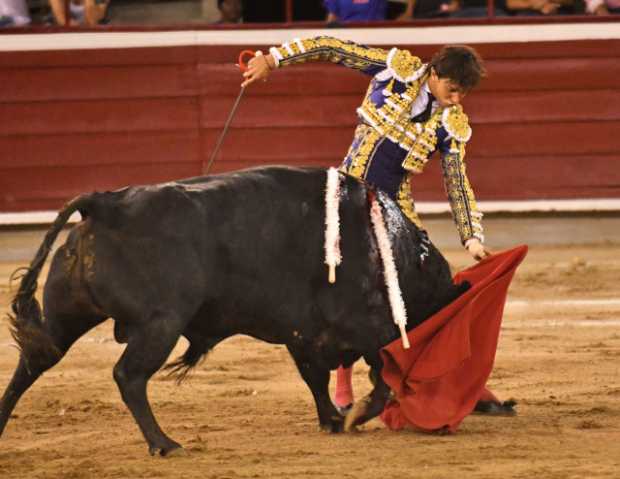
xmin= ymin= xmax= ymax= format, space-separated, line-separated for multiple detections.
xmin=334 ymin=365 xmax=354 ymax=412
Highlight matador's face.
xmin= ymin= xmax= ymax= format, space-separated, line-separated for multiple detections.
xmin=428 ymin=68 xmax=466 ymax=108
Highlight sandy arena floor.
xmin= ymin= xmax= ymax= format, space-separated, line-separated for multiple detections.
xmin=0 ymin=243 xmax=619 ymax=478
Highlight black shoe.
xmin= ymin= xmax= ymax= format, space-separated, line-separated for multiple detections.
xmin=473 ymin=399 xmax=517 ymax=416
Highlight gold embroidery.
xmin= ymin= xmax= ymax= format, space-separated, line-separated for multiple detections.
xmin=442 ymin=105 xmax=472 ymax=143
xmin=277 ymin=36 xmax=389 ymax=71
xmin=441 ymin=139 xmax=483 ymax=243
xmin=305 ymin=37 xmax=389 ymax=63
xmin=387 ymin=49 xmax=424 ymax=82
xmin=359 ymin=79 xmax=430 ymax=151
xmin=396 ymin=177 xmax=423 ymax=228
xmin=401 ymin=108 xmax=442 ymax=172
xmin=341 ymin=124 xmax=382 ymax=180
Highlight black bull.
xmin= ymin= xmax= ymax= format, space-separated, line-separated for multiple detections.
xmin=0 ymin=166 xmax=469 ymax=456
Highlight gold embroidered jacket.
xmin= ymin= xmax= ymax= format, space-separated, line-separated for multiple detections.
xmin=270 ymin=36 xmax=484 ymax=245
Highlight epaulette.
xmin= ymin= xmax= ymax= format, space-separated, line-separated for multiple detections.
xmin=441 ymin=105 xmax=472 ymax=143
xmin=382 ymin=48 xmax=426 ymax=83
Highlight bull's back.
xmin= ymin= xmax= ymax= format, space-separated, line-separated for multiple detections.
xmin=48 ymin=167 xmax=333 ymax=321
xmin=46 ymin=166 xmax=461 ymax=350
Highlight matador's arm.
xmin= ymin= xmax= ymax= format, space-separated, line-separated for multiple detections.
xmin=438 ymin=107 xmax=485 ymax=245
xmin=242 ymin=36 xmax=425 ymax=87
xmin=269 ymin=36 xmax=390 ymax=76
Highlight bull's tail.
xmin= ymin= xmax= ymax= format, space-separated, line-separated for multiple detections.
xmin=8 ymin=194 xmax=92 ymax=372
xmin=162 ymin=336 xmax=221 ymax=384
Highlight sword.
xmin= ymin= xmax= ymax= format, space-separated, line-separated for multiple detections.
xmin=202 ymin=49 xmax=259 ymax=176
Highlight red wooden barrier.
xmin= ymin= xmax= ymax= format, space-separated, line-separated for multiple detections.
xmin=1 ymin=38 xmax=619 ymax=212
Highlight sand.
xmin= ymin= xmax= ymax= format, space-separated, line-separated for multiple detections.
xmin=0 ymin=244 xmax=619 ymax=479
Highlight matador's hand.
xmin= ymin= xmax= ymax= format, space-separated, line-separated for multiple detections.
xmin=241 ymin=52 xmax=275 ymax=88
xmin=466 ymin=238 xmax=491 ymax=262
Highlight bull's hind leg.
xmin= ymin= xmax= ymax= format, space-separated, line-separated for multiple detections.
xmin=0 ymin=314 xmax=105 ymax=437
xmin=286 ymin=346 xmax=344 ymax=433
xmin=344 ymin=362 xmax=391 ymax=432
xmin=112 ymin=312 xmax=186 ymax=456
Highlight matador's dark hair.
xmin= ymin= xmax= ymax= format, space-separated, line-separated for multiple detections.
xmin=429 ymin=45 xmax=486 ymax=92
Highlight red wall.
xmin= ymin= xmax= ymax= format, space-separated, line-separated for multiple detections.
xmin=1 ymin=39 xmax=619 ymax=212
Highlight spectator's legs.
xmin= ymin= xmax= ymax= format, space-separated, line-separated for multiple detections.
xmin=49 ymin=0 xmax=109 ymax=26
xmin=84 ymin=0 xmax=109 ymax=26
xmin=449 ymin=5 xmax=510 ymax=16
xmin=49 ymin=0 xmax=70 ymax=25
xmin=0 ymin=0 xmax=31 ymax=25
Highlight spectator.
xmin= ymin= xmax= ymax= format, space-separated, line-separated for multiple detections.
xmin=394 ymin=0 xmax=460 ymax=19
xmin=450 ymin=0 xmax=510 ymax=16
xmin=585 ymin=0 xmax=620 ymax=13
xmin=324 ymin=0 xmax=387 ymax=23
xmin=293 ymin=0 xmax=326 ymax=20
xmin=0 ymin=0 xmax=31 ymax=26
xmin=215 ymin=0 xmax=242 ymax=24
xmin=505 ymin=0 xmax=575 ymax=15
xmin=241 ymin=0 xmax=283 ymax=22
xmin=49 ymin=0 xmax=109 ymax=26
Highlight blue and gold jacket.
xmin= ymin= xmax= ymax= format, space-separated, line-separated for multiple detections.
xmin=270 ymin=36 xmax=484 ymax=245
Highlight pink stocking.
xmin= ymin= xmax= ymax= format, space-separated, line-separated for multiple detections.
xmin=334 ymin=365 xmax=354 ymax=407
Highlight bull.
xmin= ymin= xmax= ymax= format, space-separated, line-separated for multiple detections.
xmin=0 ymin=166 xmax=469 ymax=456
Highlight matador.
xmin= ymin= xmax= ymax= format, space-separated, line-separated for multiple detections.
xmin=243 ymin=36 xmax=492 ymax=414
xmin=243 ymin=35 xmax=489 ymax=261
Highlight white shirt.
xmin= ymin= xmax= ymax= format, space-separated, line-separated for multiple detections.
xmin=409 ymin=82 xmax=438 ymax=120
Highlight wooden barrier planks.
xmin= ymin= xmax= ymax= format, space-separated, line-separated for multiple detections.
xmin=0 ymin=37 xmax=619 ymax=212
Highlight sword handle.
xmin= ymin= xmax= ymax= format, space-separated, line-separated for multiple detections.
xmin=238 ymin=50 xmax=257 ymax=72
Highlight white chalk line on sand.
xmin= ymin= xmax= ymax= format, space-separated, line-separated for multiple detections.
xmin=1 ymin=299 xmax=617 ymax=349
xmin=505 ymin=319 xmax=620 ymax=328
xmin=507 ymin=299 xmax=620 ymax=307
xmin=1 ymin=319 xmax=618 ymax=349
xmin=504 ymin=299 xmax=620 ymax=327
xmin=506 ymin=299 xmax=620 ymax=326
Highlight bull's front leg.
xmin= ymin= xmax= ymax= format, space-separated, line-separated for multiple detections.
xmin=286 ymin=345 xmax=344 ymax=433
xmin=344 ymin=364 xmax=391 ymax=432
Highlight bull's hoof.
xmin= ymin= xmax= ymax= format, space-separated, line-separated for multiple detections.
xmin=320 ymin=416 xmax=344 ymax=433
xmin=149 ymin=442 xmax=186 ymax=457
xmin=343 ymin=423 xmax=360 ymax=433
xmin=473 ymin=399 xmax=517 ymax=416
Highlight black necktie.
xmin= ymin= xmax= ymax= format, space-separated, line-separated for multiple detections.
xmin=411 ymin=93 xmax=435 ymax=123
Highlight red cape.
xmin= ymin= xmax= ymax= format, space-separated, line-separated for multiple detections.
xmin=380 ymin=245 xmax=528 ymax=433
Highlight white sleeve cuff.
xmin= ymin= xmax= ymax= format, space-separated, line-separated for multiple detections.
xmin=268 ymin=47 xmax=282 ymax=67
xmin=465 ymin=237 xmax=484 ymax=248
